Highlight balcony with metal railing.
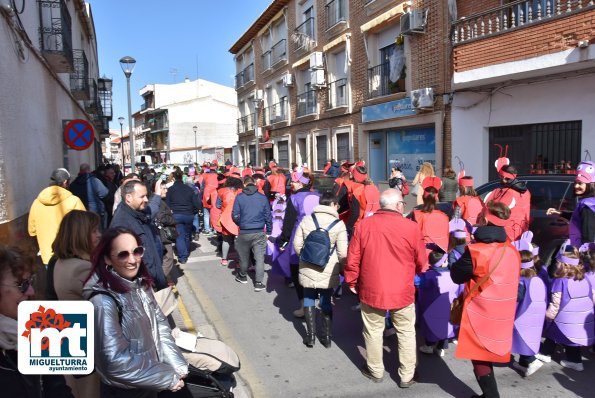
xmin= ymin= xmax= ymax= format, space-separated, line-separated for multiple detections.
xmin=98 ymin=77 xmax=113 ymax=121
xmin=328 ymin=78 xmax=347 ymax=108
xmin=237 ymin=113 xmax=256 ymax=134
xmin=39 ymin=0 xmax=73 ymax=72
xmin=452 ymin=0 xmax=594 ymax=44
xmin=262 ymin=50 xmax=272 ymax=70
xmin=271 ymin=39 xmax=287 ymax=65
xmin=264 ymin=98 xmax=288 ymax=125
xmin=367 ymin=62 xmax=405 ymax=99
xmin=326 ymin=0 xmax=347 ymax=30
xmin=294 ymin=17 xmax=316 ymax=51
xmin=235 ymin=63 xmax=255 ymax=89
xmin=70 ymin=50 xmax=89 ymax=100
xmin=296 ymin=90 xmax=317 ymax=117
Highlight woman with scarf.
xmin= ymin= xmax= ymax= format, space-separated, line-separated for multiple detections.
xmin=0 ymin=244 xmax=74 ymax=397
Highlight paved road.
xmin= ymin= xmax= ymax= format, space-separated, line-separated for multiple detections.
xmin=175 ymin=235 xmax=592 ymax=398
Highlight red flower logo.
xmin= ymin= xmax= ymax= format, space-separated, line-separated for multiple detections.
xmin=22 ymin=305 xmax=72 ymax=349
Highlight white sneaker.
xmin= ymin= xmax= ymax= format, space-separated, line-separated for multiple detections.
xmin=525 ymin=360 xmax=544 ymax=377
xmin=534 ymin=353 xmax=551 ymax=363
xmin=451 ymin=339 xmax=458 ymax=345
xmin=512 ymin=361 xmax=527 ymax=375
xmin=436 ymin=348 xmax=445 ymax=357
xmin=560 ymin=360 xmax=584 ymax=371
xmin=419 ymin=345 xmax=434 ymax=354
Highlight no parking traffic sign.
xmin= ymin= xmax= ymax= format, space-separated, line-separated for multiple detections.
xmin=64 ymin=119 xmax=95 ymax=151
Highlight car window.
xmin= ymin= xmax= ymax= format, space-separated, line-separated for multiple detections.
xmin=524 ymin=180 xmax=573 ymax=211
xmin=476 ymin=182 xmax=500 ymax=201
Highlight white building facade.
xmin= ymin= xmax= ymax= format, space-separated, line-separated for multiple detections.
xmin=137 ymin=79 xmax=237 ymax=166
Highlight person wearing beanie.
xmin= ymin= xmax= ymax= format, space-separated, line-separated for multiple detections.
xmin=28 ymin=168 xmax=86 ymax=265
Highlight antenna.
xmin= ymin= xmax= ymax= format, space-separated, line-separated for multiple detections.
xmin=169 ymin=68 xmax=178 ymax=83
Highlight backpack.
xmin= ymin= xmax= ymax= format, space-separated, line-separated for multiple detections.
xmin=299 ymin=214 xmax=340 ymax=268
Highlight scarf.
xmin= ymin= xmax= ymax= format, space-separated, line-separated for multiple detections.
xmin=0 ymin=314 xmax=18 ymax=350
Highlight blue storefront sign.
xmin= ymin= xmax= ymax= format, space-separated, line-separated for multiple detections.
xmin=362 ymin=98 xmax=416 ymax=123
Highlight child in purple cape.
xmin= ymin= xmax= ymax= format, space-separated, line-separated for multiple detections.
xmin=535 ymin=243 xmax=595 ymax=371
xmin=579 ymin=242 xmax=595 ymax=354
xmin=267 ymin=193 xmax=289 ymax=277
xmin=418 ymin=250 xmax=462 ymax=357
xmin=511 ymin=233 xmax=547 ymax=377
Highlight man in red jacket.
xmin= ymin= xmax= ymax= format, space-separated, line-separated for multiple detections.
xmin=345 ymin=188 xmax=427 ymax=389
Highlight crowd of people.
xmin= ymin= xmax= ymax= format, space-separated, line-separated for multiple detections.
xmin=1 ymin=152 xmax=594 ymax=397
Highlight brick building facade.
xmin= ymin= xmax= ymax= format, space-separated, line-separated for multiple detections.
xmin=229 ymin=0 xmax=454 ymax=184
xmin=451 ymin=1 xmax=595 ymax=184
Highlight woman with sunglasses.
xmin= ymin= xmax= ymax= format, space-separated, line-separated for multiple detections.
xmin=84 ymin=228 xmax=187 ymax=397
xmin=0 ymin=244 xmax=75 ymax=397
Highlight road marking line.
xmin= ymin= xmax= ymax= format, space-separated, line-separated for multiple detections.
xmin=183 ymin=271 xmax=266 ymax=398
xmin=174 ymin=289 xmax=196 ymax=334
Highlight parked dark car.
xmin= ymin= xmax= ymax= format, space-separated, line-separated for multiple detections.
xmin=475 ymin=174 xmax=576 ymax=264
xmin=410 ymin=174 xmax=576 ymax=265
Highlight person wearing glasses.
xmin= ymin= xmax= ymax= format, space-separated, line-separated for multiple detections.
xmin=84 ymin=228 xmax=187 ymax=397
xmin=0 ymin=244 xmax=75 ymax=397
xmin=110 ymin=179 xmax=168 ymax=290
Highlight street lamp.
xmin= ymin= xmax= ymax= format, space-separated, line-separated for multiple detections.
xmin=119 ymin=56 xmax=136 ymax=171
xmin=118 ymin=116 xmax=125 ymax=167
xmin=193 ymin=125 xmax=198 ymax=164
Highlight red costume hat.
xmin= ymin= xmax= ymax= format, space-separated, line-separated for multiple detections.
xmin=494 ymin=144 xmax=516 ymax=179
xmin=351 ymin=160 xmax=367 ymax=183
xmin=455 ymin=156 xmax=474 ymax=187
xmin=481 ymin=203 xmax=510 ymax=227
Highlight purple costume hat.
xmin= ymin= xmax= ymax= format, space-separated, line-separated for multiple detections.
xmin=513 ymin=231 xmax=537 ymax=269
xmin=555 ymin=239 xmax=580 ymax=266
xmin=578 ymin=242 xmax=595 ymax=253
xmin=449 ymin=218 xmax=470 ymax=239
xmin=290 ymin=165 xmax=309 ymax=185
xmin=576 ymin=161 xmax=595 ymax=184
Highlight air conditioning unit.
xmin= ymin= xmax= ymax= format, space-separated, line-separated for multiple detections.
xmin=282 ymin=73 xmax=294 ymax=87
xmin=310 ymin=51 xmax=324 ymax=69
xmin=311 ymin=69 xmax=326 ymax=87
xmin=400 ymin=9 xmax=427 ymax=35
xmin=410 ymin=88 xmax=434 ymax=109
xmin=254 ymin=89 xmax=264 ymax=101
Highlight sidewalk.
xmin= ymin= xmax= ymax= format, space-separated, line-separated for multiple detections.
xmin=169 ymin=233 xmax=251 ymax=398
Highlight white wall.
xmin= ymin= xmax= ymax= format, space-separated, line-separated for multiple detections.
xmin=153 ymin=79 xmax=236 ymax=110
xmin=451 ymin=73 xmax=595 ymax=185
xmin=0 ymin=2 xmax=99 ymax=224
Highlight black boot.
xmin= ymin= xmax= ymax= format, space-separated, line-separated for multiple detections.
xmin=303 ymin=307 xmax=316 ymax=347
xmin=320 ymin=311 xmax=332 ymax=348
xmin=471 ymin=372 xmax=500 ymax=398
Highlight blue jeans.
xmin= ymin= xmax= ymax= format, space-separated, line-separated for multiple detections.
xmin=203 ymin=208 xmax=212 ymax=233
xmin=173 ymin=213 xmax=194 ymax=261
xmin=303 ymin=287 xmax=333 ymax=314
xmin=193 ymin=213 xmax=200 ymax=234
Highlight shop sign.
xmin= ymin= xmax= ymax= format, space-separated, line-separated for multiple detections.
xmin=362 ymin=98 xmax=416 ymax=123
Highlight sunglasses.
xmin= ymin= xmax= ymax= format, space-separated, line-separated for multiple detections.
xmin=0 ymin=275 xmax=35 ymax=294
xmin=114 ymin=246 xmax=145 ymax=261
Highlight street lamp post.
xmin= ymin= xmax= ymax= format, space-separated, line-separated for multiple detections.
xmin=193 ymin=125 xmax=198 ymax=164
xmin=119 ymin=56 xmax=136 ymax=172
xmin=118 ymin=116 xmax=125 ymax=167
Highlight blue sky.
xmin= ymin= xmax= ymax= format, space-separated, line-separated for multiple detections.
xmin=90 ymin=0 xmax=272 ymax=131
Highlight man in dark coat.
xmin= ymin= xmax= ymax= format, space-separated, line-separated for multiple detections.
xmin=110 ymin=180 xmax=167 ymax=289
xmin=166 ymin=169 xmax=200 ymax=264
